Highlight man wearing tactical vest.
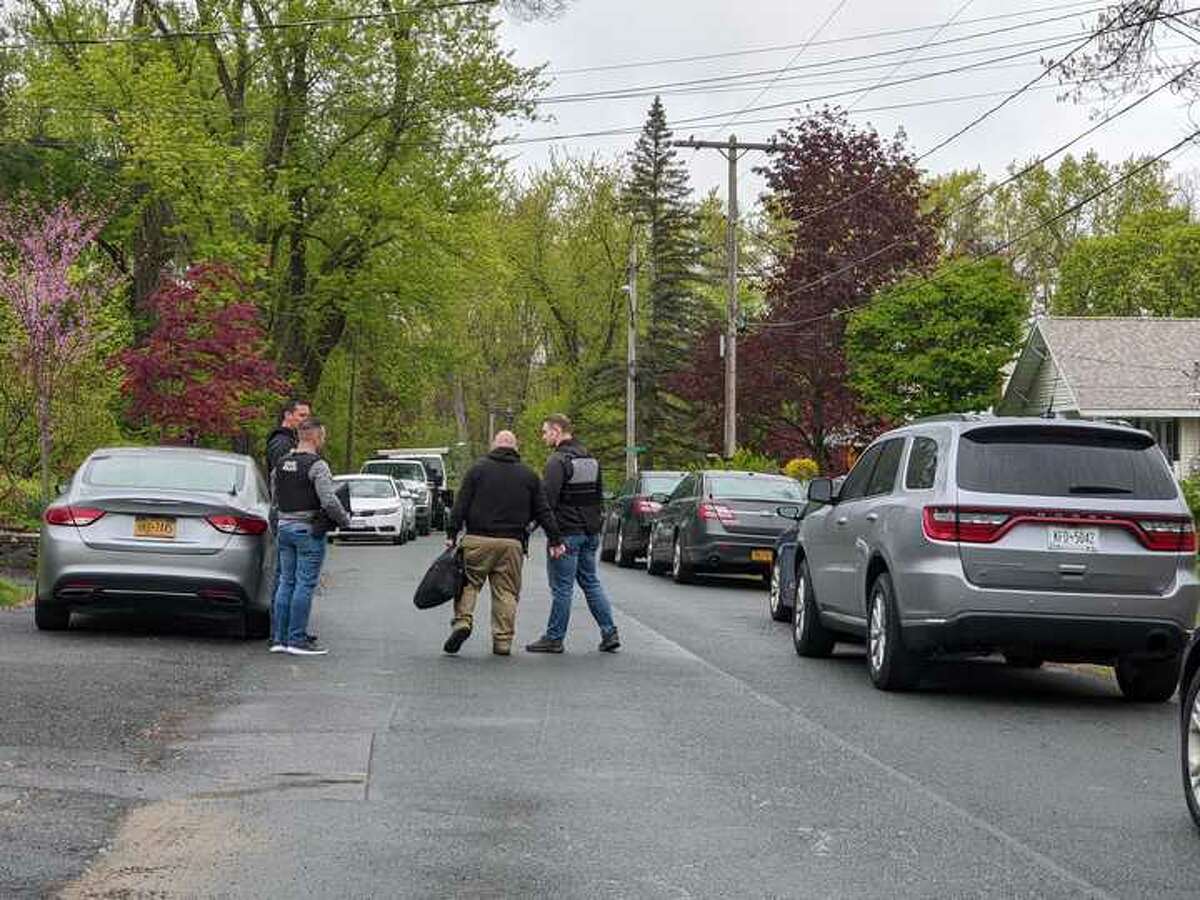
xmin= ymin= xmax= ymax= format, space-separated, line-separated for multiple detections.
xmin=270 ymin=417 xmax=351 ymax=656
xmin=526 ymin=414 xmax=621 ymax=654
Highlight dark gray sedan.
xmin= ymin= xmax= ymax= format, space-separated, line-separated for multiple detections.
xmin=35 ymin=447 xmax=275 ymax=637
xmin=645 ymin=470 xmax=806 ymax=584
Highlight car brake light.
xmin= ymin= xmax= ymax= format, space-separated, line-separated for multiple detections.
xmin=923 ymin=507 xmax=1010 ymax=543
xmin=206 ymin=515 xmax=269 ymax=536
xmin=698 ymin=502 xmax=737 ymax=523
xmin=44 ymin=506 xmax=106 ymax=527
xmin=1136 ymin=518 xmax=1197 ymax=552
xmin=632 ymin=497 xmax=662 ymax=516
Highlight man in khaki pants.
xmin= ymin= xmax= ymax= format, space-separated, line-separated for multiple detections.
xmin=443 ymin=431 xmax=565 ymax=656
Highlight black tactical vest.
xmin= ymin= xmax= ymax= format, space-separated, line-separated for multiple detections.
xmin=274 ymin=451 xmax=321 ymax=513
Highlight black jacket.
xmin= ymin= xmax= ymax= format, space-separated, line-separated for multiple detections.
xmin=265 ymin=426 xmax=297 ymax=478
xmin=543 ymin=438 xmax=604 ymax=535
xmin=447 ymin=448 xmax=562 ymax=545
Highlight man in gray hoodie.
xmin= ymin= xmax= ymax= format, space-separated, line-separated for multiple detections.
xmin=270 ymin=418 xmax=351 ymax=656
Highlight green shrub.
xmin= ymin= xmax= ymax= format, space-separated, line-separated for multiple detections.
xmin=783 ymin=457 xmax=820 ymax=481
xmin=0 ymin=477 xmax=42 ymax=531
xmin=1181 ymin=477 xmax=1200 ymax=524
xmin=0 ymin=577 xmax=29 ymax=608
xmin=709 ymin=447 xmax=781 ymax=474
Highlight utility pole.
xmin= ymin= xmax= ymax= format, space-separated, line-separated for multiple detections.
xmin=624 ymin=237 xmax=638 ymax=479
xmin=672 ymin=134 xmax=776 ymax=458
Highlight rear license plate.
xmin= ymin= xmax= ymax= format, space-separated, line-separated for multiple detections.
xmin=1047 ymin=526 xmax=1098 ymax=553
xmin=750 ymin=549 xmax=773 ymax=563
xmin=134 ymin=516 xmax=177 ymax=540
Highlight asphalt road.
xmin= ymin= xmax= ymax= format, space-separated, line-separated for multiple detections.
xmin=3 ymin=535 xmax=1200 ymax=898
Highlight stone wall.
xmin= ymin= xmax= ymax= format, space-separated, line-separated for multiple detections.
xmin=0 ymin=531 xmax=37 ymax=572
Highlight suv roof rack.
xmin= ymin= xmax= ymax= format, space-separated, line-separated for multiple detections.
xmin=908 ymin=413 xmax=986 ymax=425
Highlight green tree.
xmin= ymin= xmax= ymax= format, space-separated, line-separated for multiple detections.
xmin=1054 ymin=208 xmax=1200 ymax=317
xmin=847 ymin=257 xmax=1027 ymax=422
xmin=623 ymin=95 xmax=708 ymax=466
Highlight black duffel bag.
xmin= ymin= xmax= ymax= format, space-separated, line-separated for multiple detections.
xmin=413 ymin=546 xmax=465 ymax=609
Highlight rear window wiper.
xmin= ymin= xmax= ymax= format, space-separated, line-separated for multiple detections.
xmin=1068 ymin=484 xmax=1133 ymax=495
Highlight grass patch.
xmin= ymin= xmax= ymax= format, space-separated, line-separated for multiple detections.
xmin=0 ymin=577 xmax=30 ymax=608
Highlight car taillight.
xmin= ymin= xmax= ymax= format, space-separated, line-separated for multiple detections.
xmin=1136 ymin=518 xmax=1197 ymax=552
xmin=698 ymin=502 xmax=737 ymax=523
xmin=44 ymin=506 xmax=106 ymax=527
xmin=923 ymin=507 xmax=1010 ymax=543
xmin=632 ymin=497 xmax=662 ymax=516
xmin=206 ymin=515 xmax=269 ymax=536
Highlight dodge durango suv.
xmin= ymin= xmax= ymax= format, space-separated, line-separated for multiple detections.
xmin=792 ymin=416 xmax=1199 ymax=700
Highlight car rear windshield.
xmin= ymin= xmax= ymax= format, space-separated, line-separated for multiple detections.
xmin=342 ymin=479 xmax=397 ymax=499
xmin=642 ymin=474 xmax=683 ymax=495
xmin=707 ymin=475 xmax=804 ymax=501
xmin=85 ymin=455 xmax=246 ymax=493
xmin=957 ymin=426 xmax=1177 ymax=499
xmin=364 ymin=461 xmax=425 ymax=482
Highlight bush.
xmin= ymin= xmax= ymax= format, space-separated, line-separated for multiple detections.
xmin=0 ymin=476 xmax=43 ymax=531
xmin=783 ymin=457 xmax=820 ymax=481
xmin=1181 ymin=477 xmax=1200 ymax=525
xmin=711 ymin=447 xmax=781 ymax=474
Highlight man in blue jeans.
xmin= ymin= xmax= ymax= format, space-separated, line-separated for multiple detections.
xmin=270 ymin=418 xmax=351 ymax=657
xmin=526 ymin=414 xmax=620 ymax=654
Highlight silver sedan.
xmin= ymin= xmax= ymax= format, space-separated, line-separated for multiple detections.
xmin=35 ymin=446 xmax=275 ymax=637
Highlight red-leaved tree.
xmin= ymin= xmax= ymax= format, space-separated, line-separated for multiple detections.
xmin=121 ymin=264 xmax=288 ymax=444
xmin=677 ymin=109 xmax=940 ymax=472
xmin=0 ymin=196 xmax=117 ymax=501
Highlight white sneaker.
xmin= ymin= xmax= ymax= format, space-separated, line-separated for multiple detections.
xmin=268 ymin=643 xmax=286 ymax=653
xmin=285 ymin=640 xmax=330 ymax=657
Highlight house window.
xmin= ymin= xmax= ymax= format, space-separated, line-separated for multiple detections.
xmin=1131 ymin=418 xmax=1180 ymax=463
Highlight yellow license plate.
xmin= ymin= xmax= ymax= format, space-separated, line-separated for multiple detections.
xmin=751 ymin=549 xmax=773 ymax=563
xmin=134 ymin=516 xmax=177 ymax=540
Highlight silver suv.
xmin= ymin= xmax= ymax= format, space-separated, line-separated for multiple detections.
xmin=792 ymin=416 xmax=1199 ymax=700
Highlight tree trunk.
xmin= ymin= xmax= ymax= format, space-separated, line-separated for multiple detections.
xmin=36 ymin=375 xmax=52 ymax=504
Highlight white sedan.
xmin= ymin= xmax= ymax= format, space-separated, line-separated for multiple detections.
xmin=329 ymin=475 xmax=413 ymax=545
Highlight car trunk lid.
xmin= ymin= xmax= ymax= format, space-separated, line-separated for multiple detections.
xmin=71 ymin=492 xmax=250 ymax=556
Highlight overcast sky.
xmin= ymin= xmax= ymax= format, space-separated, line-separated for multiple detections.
xmin=498 ymin=0 xmax=1200 ymax=209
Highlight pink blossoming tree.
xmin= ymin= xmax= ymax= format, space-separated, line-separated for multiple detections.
xmin=0 ymin=198 xmax=117 ymax=502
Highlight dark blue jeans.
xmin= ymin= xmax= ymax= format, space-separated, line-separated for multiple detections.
xmin=272 ymin=521 xmax=327 ymax=645
xmin=545 ymin=533 xmax=616 ymax=641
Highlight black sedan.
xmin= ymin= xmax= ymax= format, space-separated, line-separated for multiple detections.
xmin=645 ymin=470 xmax=805 ymax=584
xmin=600 ymin=470 xmax=685 ymax=567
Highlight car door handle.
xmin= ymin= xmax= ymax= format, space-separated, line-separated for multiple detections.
xmin=836 ymin=517 xmax=849 ymax=526
xmin=865 ymin=513 xmax=879 ymax=523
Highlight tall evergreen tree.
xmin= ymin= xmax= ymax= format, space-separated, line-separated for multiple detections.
xmin=623 ymin=96 xmax=708 ymax=466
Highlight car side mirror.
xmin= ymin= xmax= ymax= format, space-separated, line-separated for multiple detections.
xmin=808 ymin=478 xmax=837 ymax=505
xmin=776 ymin=504 xmax=803 ymax=521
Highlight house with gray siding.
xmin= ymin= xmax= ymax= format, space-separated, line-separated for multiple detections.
xmin=997 ymin=317 xmax=1200 ymax=478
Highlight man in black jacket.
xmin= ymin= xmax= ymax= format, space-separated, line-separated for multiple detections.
xmin=265 ymin=399 xmax=311 ymax=476
xmin=527 ymin=414 xmax=621 ymax=654
xmin=444 ymin=431 xmax=565 ymax=656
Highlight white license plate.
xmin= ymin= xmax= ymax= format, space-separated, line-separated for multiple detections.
xmin=1047 ymin=526 xmax=1099 ymax=553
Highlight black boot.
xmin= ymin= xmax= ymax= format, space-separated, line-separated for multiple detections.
xmin=443 ymin=625 xmax=472 ymax=654
xmin=525 ymin=636 xmax=564 ymax=654
xmin=599 ymin=629 xmax=621 ymax=653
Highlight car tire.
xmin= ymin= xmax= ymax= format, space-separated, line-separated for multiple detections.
xmin=1116 ymin=654 xmax=1181 ymax=703
xmin=418 ymin=523 xmax=430 ymax=537
xmin=671 ymin=533 xmax=694 ymax=584
xmin=243 ymin=609 xmax=270 ymax=640
xmin=768 ymin=558 xmax=789 ymax=623
xmin=600 ymin=522 xmax=616 ymax=563
xmin=646 ymin=531 xmax=667 ymax=575
xmin=615 ymin=524 xmax=636 ymax=568
xmin=34 ymin=598 xmax=70 ymax=631
xmin=392 ymin=534 xmax=404 ymax=545
xmin=1181 ymin=662 xmax=1200 ymax=828
xmin=866 ymin=572 xmax=922 ymax=691
xmin=792 ymin=560 xmax=835 ymax=657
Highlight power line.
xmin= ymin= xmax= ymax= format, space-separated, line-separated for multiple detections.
xmin=701 ymin=0 xmax=850 ymax=141
xmin=0 ymin=0 xmax=496 ymax=51
xmin=548 ymin=0 xmax=1108 ymax=76
xmin=844 ymin=0 xmax=976 ymax=112
xmin=752 ymin=127 xmax=1200 ymax=334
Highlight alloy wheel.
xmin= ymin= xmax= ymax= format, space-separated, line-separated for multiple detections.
xmin=672 ymin=536 xmax=682 ymax=578
xmin=1190 ymin=689 xmax=1200 ymax=808
xmin=645 ymin=527 xmax=656 ymax=572
xmin=868 ymin=589 xmax=887 ymax=675
xmin=793 ymin=571 xmax=807 ymax=641
xmin=769 ymin=562 xmax=781 ymax=616
xmin=616 ymin=525 xmax=625 ymax=562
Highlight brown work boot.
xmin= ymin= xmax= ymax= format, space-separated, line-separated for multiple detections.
xmin=525 ymin=636 xmax=564 ymax=654
xmin=493 ymin=642 xmax=512 ymax=656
